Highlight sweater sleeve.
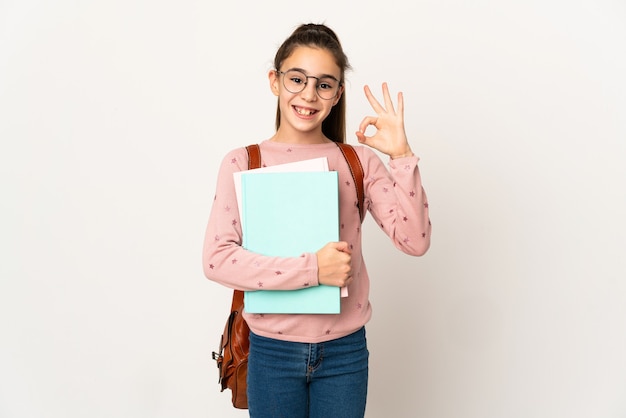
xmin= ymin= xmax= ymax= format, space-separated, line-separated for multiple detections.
xmin=360 ymin=147 xmax=431 ymax=256
xmin=202 ymin=148 xmax=320 ymax=291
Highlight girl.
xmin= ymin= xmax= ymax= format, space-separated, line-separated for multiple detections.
xmin=203 ymin=23 xmax=431 ymax=418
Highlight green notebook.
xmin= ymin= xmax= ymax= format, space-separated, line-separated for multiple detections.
xmin=241 ymin=171 xmax=340 ymax=314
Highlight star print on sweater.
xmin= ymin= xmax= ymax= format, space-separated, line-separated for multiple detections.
xmin=202 ymin=140 xmax=431 ymax=344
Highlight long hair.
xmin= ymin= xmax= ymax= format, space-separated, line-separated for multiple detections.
xmin=273 ymin=23 xmax=351 ymax=143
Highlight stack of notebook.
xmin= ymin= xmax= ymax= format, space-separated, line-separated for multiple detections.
xmin=234 ymin=158 xmax=341 ymax=314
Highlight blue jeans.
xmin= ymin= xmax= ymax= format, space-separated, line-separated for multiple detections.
xmin=247 ymin=327 xmax=369 ymax=418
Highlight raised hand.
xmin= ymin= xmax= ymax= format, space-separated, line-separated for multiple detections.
xmin=355 ymin=83 xmax=414 ymax=159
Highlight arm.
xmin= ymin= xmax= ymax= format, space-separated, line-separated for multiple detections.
xmin=355 ymin=83 xmax=431 ymax=255
xmin=202 ymin=148 xmax=321 ymax=291
xmin=360 ymin=147 xmax=431 ymax=256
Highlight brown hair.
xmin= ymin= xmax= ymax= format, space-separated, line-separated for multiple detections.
xmin=273 ymin=23 xmax=351 ymax=143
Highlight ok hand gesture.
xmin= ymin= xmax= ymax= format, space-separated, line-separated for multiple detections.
xmin=355 ymin=83 xmax=414 ymax=159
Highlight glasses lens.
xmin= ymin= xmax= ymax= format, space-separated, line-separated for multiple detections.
xmin=282 ymin=70 xmax=307 ymax=94
xmin=316 ymin=77 xmax=339 ymax=100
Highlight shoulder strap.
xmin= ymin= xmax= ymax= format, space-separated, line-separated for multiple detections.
xmin=335 ymin=142 xmax=365 ymax=223
xmin=246 ymin=144 xmax=261 ymax=170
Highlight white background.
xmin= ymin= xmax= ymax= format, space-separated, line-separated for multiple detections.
xmin=1 ymin=1 xmax=625 ymax=417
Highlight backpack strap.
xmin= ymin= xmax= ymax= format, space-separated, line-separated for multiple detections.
xmin=246 ymin=144 xmax=261 ymax=170
xmin=335 ymin=142 xmax=365 ymax=223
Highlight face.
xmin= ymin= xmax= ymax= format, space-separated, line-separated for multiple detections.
xmin=269 ymin=46 xmax=343 ymax=140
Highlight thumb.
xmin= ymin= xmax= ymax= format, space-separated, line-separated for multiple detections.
xmin=332 ymin=241 xmax=352 ymax=254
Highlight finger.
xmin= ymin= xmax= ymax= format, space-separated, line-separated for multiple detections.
xmin=358 ymin=115 xmax=378 ymax=135
xmin=334 ymin=241 xmax=352 ymax=254
xmin=382 ymin=82 xmax=396 ymax=114
xmin=397 ymin=91 xmax=404 ymax=116
xmin=342 ymin=276 xmax=353 ymax=288
xmin=363 ymin=85 xmax=385 ymax=114
xmin=345 ymin=275 xmax=354 ymax=286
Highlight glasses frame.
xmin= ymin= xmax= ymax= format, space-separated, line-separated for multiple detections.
xmin=276 ymin=69 xmax=342 ymax=100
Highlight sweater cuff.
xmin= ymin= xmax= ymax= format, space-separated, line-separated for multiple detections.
xmin=308 ymin=252 xmax=321 ymax=287
xmin=388 ymin=154 xmax=420 ymax=168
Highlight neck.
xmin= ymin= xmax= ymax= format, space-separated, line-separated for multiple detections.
xmin=270 ymin=127 xmax=331 ymax=144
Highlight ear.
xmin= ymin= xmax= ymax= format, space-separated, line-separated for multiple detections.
xmin=268 ymin=70 xmax=280 ymax=96
xmin=332 ymin=84 xmax=344 ymax=106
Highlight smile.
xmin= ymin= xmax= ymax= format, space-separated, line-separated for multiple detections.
xmin=293 ymin=106 xmax=317 ymax=116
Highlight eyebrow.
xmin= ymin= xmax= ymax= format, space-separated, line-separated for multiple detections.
xmin=286 ymin=67 xmax=340 ymax=81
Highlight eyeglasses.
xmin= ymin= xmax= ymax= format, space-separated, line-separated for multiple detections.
xmin=276 ymin=69 xmax=342 ymax=100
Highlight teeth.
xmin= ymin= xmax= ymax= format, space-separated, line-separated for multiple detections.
xmin=296 ymin=107 xmax=314 ymax=116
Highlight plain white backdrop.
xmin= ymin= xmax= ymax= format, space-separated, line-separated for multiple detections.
xmin=1 ymin=1 xmax=625 ymax=417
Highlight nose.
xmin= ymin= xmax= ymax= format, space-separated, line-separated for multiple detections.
xmin=300 ymin=79 xmax=318 ymax=101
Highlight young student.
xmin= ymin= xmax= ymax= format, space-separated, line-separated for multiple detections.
xmin=203 ymin=23 xmax=431 ymax=418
